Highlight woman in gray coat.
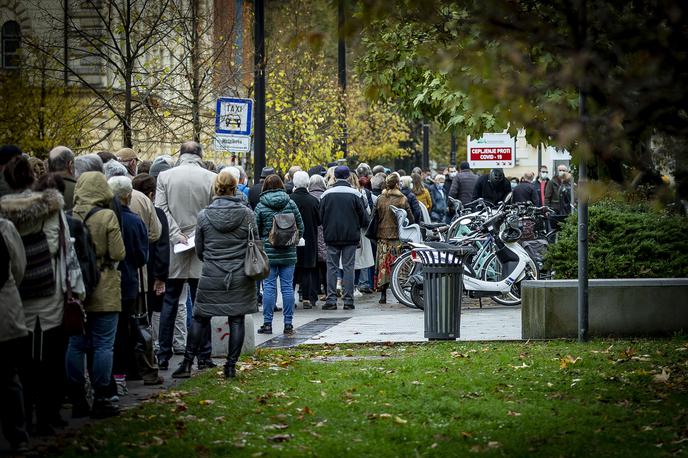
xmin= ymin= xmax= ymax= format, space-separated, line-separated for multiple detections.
xmin=172 ymin=170 xmax=256 ymax=379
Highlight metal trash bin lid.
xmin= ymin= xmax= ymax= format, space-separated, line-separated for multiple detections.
xmin=416 ymin=243 xmax=476 ymax=265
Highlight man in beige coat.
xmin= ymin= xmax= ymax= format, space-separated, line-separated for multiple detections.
xmin=155 ymin=141 xmax=216 ymax=370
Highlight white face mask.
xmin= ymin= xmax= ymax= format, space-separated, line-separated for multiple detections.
xmin=449 ymin=172 xmax=456 ymax=178
xmin=540 ymin=171 xmax=548 ymax=179
xmin=558 ymin=170 xmax=566 ymax=177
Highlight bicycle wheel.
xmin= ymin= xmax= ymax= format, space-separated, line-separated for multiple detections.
xmin=390 ymin=251 xmax=420 ymax=309
xmin=480 ymin=253 xmax=530 ymax=306
xmin=410 ymin=281 xmax=424 ymax=310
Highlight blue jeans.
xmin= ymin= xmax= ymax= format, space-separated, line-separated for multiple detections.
xmin=263 ymin=265 xmax=295 ymax=326
xmin=66 ymin=312 xmax=118 ymax=399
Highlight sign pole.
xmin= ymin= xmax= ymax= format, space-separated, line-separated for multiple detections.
xmin=450 ymin=130 xmax=457 ymax=166
xmin=422 ymin=121 xmax=430 ymax=170
xmin=577 ymin=0 xmax=589 ymax=342
xmin=253 ymin=0 xmax=266 ymax=182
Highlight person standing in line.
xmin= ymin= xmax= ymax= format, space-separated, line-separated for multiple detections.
xmin=248 ymin=167 xmax=275 ymax=210
xmin=69 ymin=171 xmax=126 ymax=419
xmin=290 ymin=171 xmax=321 ymax=309
xmin=308 ymin=174 xmax=328 ymax=301
xmin=449 ymin=161 xmax=479 ymax=205
xmin=513 ymin=171 xmax=540 ymax=205
xmin=444 ymin=165 xmax=457 ymax=196
xmin=534 ymin=165 xmax=550 ymax=206
xmin=172 ymin=170 xmax=257 ymax=379
xmin=0 ymin=217 xmax=29 ymax=452
xmin=255 ymin=175 xmax=304 ymax=334
xmin=319 ymin=166 xmax=369 ymax=310
xmin=412 ymin=172 xmax=432 ymax=211
xmin=428 ymin=173 xmax=449 ymax=223
xmin=472 ymin=168 xmax=512 ymax=205
xmin=154 ymin=141 xmax=216 ymax=371
xmin=374 ymin=174 xmax=413 ymax=303
xmin=400 ymin=175 xmax=423 ymax=223
xmin=47 ymin=146 xmax=77 ymax=210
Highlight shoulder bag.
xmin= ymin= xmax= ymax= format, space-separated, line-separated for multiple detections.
xmin=59 ymin=216 xmax=86 ymax=336
xmin=245 ymin=223 xmax=270 ymax=280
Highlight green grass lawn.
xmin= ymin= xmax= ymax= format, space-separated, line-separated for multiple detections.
xmin=54 ymin=338 xmax=688 ymax=457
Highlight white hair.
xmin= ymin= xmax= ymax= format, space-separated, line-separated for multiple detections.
xmin=74 ymin=154 xmax=103 ymax=178
xmin=108 ymin=176 xmax=133 ymax=200
xmin=103 ymin=160 xmax=128 ymax=179
xmin=309 ymin=174 xmax=326 ymax=190
xmin=153 ymin=154 xmax=174 ymax=167
xmin=293 ymin=171 xmax=309 ymax=189
xmin=226 ymin=166 xmax=241 ymax=182
xmin=400 ymin=175 xmax=412 ymax=189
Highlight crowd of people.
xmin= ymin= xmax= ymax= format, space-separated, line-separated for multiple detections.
xmin=0 ymin=140 xmax=573 ymax=452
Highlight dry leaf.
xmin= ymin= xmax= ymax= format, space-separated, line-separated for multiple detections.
xmin=199 ymin=399 xmax=215 ymax=406
xmin=265 ymin=424 xmax=289 ymax=430
xmin=394 ymin=416 xmax=408 ymax=424
xmin=310 ymin=380 xmax=322 ymax=384
xmin=267 ymin=434 xmax=292 ymax=442
xmin=653 ymin=368 xmax=670 ymax=383
xmin=510 ymin=362 xmax=530 ymax=370
xmin=461 ymin=431 xmax=472 ymax=439
xmin=507 ymin=411 xmax=521 ymax=416
xmin=559 ymin=355 xmax=581 ymax=369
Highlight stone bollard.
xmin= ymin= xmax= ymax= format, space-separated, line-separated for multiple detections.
xmin=211 ymin=315 xmax=256 ymax=358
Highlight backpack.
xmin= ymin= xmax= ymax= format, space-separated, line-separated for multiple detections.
xmin=68 ymin=207 xmax=104 ymax=298
xmin=19 ymin=226 xmax=55 ymax=299
xmin=268 ymin=211 xmax=299 ymax=248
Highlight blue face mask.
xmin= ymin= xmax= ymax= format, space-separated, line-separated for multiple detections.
xmin=510 ymin=181 xmax=518 ymax=189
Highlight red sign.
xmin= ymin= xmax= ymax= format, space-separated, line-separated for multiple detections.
xmin=469 ymin=147 xmax=513 ymax=162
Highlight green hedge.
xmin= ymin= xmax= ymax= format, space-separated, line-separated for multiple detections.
xmin=545 ymin=201 xmax=688 ymax=279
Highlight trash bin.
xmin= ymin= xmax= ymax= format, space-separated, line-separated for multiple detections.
xmin=417 ymin=245 xmax=474 ymax=340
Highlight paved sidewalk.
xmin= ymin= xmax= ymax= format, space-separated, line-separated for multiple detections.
xmin=253 ymin=293 xmax=521 ymax=347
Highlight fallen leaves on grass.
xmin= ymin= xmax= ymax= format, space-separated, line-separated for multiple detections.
xmin=653 ymin=368 xmax=670 ymax=383
xmin=507 ymin=411 xmax=521 ymax=416
xmin=199 ymin=399 xmax=215 ymax=406
xmin=470 ymin=441 xmax=501 ymax=453
xmin=267 ymin=434 xmax=293 ymax=443
xmin=509 ymin=362 xmax=530 ymax=370
xmin=559 ymin=355 xmax=581 ymax=369
xmin=265 ymin=424 xmax=289 ymax=431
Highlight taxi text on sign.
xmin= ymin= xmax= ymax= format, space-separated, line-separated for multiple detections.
xmin=215 ymin=97 xmax=253 ymax=135
xmin=467 ymin=133 xmax=515 ymax=169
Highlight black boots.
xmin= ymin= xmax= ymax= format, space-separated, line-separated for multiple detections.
xmin=171 ymin=358 xmax=193 ymax=379
xmin=379 ymin=289 xmax=387 ymax=304
xmin=68 ymin=384 xmax=91 ymax=419
xmin=257 ymin=323 xmax=273 ymax=334
xmin=224 ymin=363 xmax=236 ymax=378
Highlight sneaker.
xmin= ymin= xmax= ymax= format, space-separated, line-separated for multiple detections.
xmin=284 ymin=324 xmax=294 ymax=335
xmin=257 ymin=324 xmax=273 ymax=334
xmin=343 ymin=304 xmax=355 ymax=310
xmin=322 ymin=303 xmax=337 ymax=310
xmin=302 ymin=300 xmax=313 ymax=309
xmin=353 ymin=288 xmax=363 ymax=298
xmin=359 ymin=286 xmax=374 ymax=294
xmin=143 ymin=375 xmax=165 ymax=385
xmin=114 ymin=376 xmax=128 ymax=397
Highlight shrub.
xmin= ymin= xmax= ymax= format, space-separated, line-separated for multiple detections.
xmin=545 ymin=200 xmax=688 ymax=279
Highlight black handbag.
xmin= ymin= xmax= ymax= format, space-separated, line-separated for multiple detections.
xmin=245 ymin=224 xmax=270 ymax=280
xmin=365 ymin=207 xmax=379 ymax=241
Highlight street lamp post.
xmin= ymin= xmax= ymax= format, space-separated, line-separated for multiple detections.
xmin=253 ymin=0 xmax=266 ymax=182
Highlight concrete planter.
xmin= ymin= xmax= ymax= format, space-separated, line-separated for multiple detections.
xmin=211 ymin=315 xmax=256 ymax=357
xmin=522 ymin=278 xmax=688 ymax=339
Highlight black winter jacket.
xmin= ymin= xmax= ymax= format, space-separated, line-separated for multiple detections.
xmin=248 ymin=179 xmax=264 ymax=210
xmin=472 ymin=174 xmax=512 ymax=205
xmin=512 ymin=182 xmax=540 ymax=205
xmin=319 ymin=181 xmax=369 ymax=246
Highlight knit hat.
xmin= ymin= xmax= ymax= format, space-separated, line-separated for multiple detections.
xmin=460 ymin=161 xmax=470 ymax=170
xmin=0 ymin=144 xmax=22 ymax=166
xmin=334 ymin=165 xmax=350 ymax=180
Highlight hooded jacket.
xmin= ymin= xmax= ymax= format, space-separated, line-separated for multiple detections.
xmin=72 ymin=172 xmax=126 ymax=313
xmin=472 ymin=173 xmax=511 ymax=205
xmin=255 ymin=189 xmax=304 ymax=265
xmin=320 ymin=180 xmax=369 ymax=246
xmin=193 ymin=196 xmax=257 ymax=317
xmin=0 ymin=188 xmax=68 ymax=331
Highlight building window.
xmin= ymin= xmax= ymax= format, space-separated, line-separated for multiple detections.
xmin=2 ymin=21 xmax=21 ymax=69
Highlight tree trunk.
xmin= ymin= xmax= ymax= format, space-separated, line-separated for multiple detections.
xmin=123 ymin=0 xmax=133 ymax=148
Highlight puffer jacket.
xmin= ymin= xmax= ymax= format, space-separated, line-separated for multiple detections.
xmin=255 ymin=189 xmax=304 ymax=266
xmin=375 ymin=188 xmax=413 ymax=240
xmin=0 ymin=188 xmax=66 ymax=331
xmin=72 ymin=172 xmax=126 ymax=313
xmin=0 ymin=218 xmax=27 ymax=343
xmin=194 ymin=196 xmax=257 ymax=317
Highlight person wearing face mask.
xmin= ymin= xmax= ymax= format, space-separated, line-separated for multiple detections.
xmin=472 ymin=168 xmax=512 ymax=206
xmin=444 ymin=166 xmax=457 ymax=196
xmin=545 ymin=164 xmax=574 ymax=214
xmin=509 ymin=178 xmax=519 ymax=190
xmin=534 ymin=166 xmax=549 ymax=205
xmin=449 ymin=161 xmax=479 ymax=205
